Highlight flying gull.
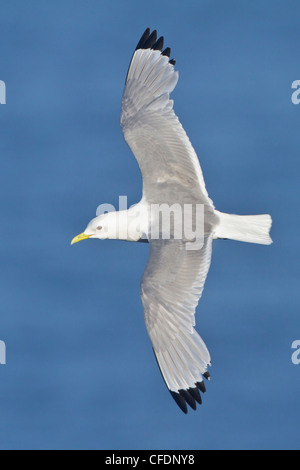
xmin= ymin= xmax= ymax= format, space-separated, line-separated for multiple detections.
xmin=71 ymin=28 xmax=272 ymax=413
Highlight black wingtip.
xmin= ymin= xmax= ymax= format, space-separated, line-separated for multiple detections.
xmin=203 ymin=372 xmax=211 ymax=381
xmin=162 ymin=47 xmax=171 ymax=58
xmin=179 ymin=389 xmax=197 ymax=410
xmin=196 ymin=381 xmax=206 ymax=394
xmin=135 ymin=28 xmax=150 ymax=51
xmin=135 ymin=28 xmax=176 ymax=67
xmin=152 ymin=350 xmax=209 ymax=414
xmin=170 ymin=391 xmax=188 ymax=414
xmin=143 ymin=30 xmax=157 ymax=49
xmin=170 ymin=379 xmax=211 ymax=413
xmin=188 ymin=386 xmax=202 ymax=405
xmin=152 ymin=36 xmax=164 ymax=52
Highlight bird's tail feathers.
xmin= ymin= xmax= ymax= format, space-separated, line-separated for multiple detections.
xmin=214 ymin=211 xmax=273 ymax=245
xmin=153 ymin=329 xmax=211 ymax=414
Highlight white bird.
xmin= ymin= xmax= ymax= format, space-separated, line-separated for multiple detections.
xmin=71 ymin=28 xmax=272 ymax=413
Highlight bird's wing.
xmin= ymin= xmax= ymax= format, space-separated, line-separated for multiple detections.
xmin=141 ymin=236 xmax=213 ymax=413
xmin=121 ymin=28 xmax=214 ymax=207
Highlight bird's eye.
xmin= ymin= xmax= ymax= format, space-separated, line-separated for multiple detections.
xmin=97 ymin=226 xmax=102 ymax=231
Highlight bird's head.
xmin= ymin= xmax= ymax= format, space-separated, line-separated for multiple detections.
xmin=71 ymin=213 xmax=115 ymax=245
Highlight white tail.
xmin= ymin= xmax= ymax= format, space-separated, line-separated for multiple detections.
xmin=215 ymin=211 xmax=273 ymax=245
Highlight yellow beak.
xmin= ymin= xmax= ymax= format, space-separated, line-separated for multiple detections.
xmin=71 ymin=232 xmax=91 ymax=245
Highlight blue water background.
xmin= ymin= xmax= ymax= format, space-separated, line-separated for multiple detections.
xmin=0 ymin=0 xmax=299 ymax=450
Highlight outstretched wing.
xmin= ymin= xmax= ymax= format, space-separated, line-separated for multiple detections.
xmin=122 ymin=29 xmax=214 ymax=413
xmin=121 ymin=28 xmax=214 ymax=207
xmin=141 ymin=236 xmax=213 ymax=413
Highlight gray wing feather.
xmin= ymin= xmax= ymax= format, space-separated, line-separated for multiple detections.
xmin=141 ymin=236 xmax=213 ymax=393
xmin=122 ymin=32 xmax=215 ymax=412
xmin=121 ymin=48 xmax=214 ymax=207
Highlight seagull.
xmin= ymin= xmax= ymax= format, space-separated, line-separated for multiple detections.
xmin=71 ymin=28 xmax=272 ymax=413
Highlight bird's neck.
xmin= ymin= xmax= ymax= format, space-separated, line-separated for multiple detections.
xmin=110 ymin=202 xmax=149 ymax=242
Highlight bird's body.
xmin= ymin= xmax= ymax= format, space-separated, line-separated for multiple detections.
xmin=72 ymin=29 xmax=272 ymax=413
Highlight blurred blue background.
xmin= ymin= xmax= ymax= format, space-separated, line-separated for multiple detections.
xmin=0 ymin=0 xmax=299 ymax=450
